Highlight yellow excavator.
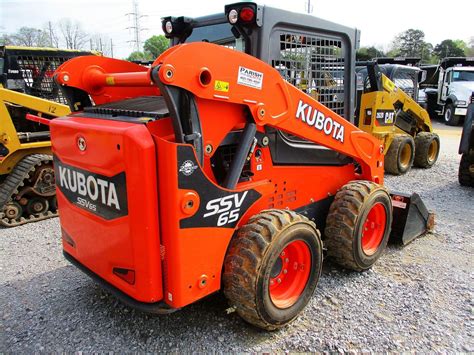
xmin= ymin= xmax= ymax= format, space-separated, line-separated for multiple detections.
xmin=0 ymin=46 xmax=96 ymax=227
xmin=358 ymin=62 xmax=440 ymax=175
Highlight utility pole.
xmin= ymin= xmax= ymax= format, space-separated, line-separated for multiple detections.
xmin=126 ymin=0 xmax=147 ymax=52
xmin=305 ymin=0 xmax=313 ymax=14
xmin=48 ymin=21 xmax=54 ymax=47
xmin=99 ymin=37 xmax=103 ymax=53
xmin=110 ymin=38 xmax=114 ymax=58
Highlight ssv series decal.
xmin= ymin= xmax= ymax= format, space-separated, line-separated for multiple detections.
xmin=177 ymin=146 xmax=261 ymax=229
xmin=295 ymin=100 xmax=345 ymax=143
xmin=53 ymin=156 xmax=128 ymax=220
xmin=204 ymin=191 xmax=248 ymax=227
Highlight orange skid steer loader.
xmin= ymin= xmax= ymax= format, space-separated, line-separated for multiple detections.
xmin=43 ymin=6 xmax=433 ymax=330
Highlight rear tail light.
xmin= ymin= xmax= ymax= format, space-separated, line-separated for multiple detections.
xmin=113 ymin=268 xmax=136 ymax=285
xmin=225 ymin=3 xmax=259 ymax=26
xmin=239 ymin=7 xmax=255 ymax=22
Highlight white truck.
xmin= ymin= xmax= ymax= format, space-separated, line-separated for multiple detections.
xmin=420 ymin=57 xmax=474 ymax=126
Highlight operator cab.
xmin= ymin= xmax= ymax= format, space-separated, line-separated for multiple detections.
xmin=355 ymin=58 xmax=425 ymax=125
xmin=162 ymin=2 xmax=359 ymax=167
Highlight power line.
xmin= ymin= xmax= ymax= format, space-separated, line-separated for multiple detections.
xmin=126 ymin=0 xmax=148 ymax=52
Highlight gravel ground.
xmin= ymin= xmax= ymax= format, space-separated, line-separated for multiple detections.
xmin=1 ymin=122 xmax=473 ymax=352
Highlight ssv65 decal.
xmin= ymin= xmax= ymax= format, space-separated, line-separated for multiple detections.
xmin=53 ymin=156 xmax=128 ymax=220
xmin=204 ymin=191 xmax=248 ymax=226
xmin=177 ymin=146 xmax=261 ymax=229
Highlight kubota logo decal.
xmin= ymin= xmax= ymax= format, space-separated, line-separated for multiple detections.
xmin=203 ymin=191 xmax=248 ymax=226
xmin=295 ymin=100 xmax=345 ymax=143
xmin=53 ymin=157 xmax=128 ymax=220
xmin=179 ymin=160 xmax=198 ymax=176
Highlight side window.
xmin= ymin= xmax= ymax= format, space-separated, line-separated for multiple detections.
xmin=446 ymin=71 xmax=452 ymax=84
xmin=393 ymin=70 xmax=416 ymax=99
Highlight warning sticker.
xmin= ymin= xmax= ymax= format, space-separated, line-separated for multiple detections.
xmin=237 ymin=66 xmax=263 ymax=90
xmin=214 ymin=80 xmax=230 ymax=92
xmin=392 ymin=199 xmax=407 ymax=209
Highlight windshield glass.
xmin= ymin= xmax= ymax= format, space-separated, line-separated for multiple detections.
xmin=452 ymin=70 xmax=474 ymax=82
xmin=186 ymin=22 xmax=236 ymax=47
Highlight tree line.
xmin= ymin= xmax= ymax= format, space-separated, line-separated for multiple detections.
xmin=357 ymin=29 xmax=474 ymax=63
xmin=2 ymin=24 xmax=472 ymax=64
xmin=1 ymin=20 xmax=113 ymax=56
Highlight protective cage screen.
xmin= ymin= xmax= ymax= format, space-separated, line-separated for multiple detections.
xmin=272 ymin=32 xmax=346 ymax=118
xmin=14 ymin=55 xmax=70 ymax=104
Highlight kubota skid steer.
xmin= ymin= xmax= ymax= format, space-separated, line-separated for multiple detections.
xmin=47 ymin=39 xmax=434 ymax=330
xmin=50 ymin=2 xmax=434 ymax=330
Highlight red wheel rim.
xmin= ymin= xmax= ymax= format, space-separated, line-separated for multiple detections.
xmin=361 ymin=203 xmax=387 ymax=256
xmin=269 ymin=240 xmax=311 ymax=309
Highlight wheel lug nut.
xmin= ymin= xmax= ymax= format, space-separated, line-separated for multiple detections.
xmin=277 ymin=278 xmax=281 ymax=283
xmin=285 ymin=258 xmax=289 ymax=263
xmin=281 ymin=251 xmax=285 ymax=257
xmin=283 ymin=269 xmax=287 ymax=274
xmin=270 ymin=280 xmax=274 ymax=285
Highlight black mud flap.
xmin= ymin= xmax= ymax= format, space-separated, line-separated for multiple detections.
xmin=389 ymin=192 xmax=435 ymax=245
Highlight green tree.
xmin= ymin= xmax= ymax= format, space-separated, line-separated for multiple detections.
xmin=453 ymin=39 xmax=468 ymax=54
xmin=143 ymin=35 xmax=169 ymax=58
xmin=126 ymin=51 xmax=153 ymax=61
xmin=392 ymin=29 xmax=429 ymax=57
xmin=433 ymin=39 xmax=465 ymax=58
xmin=0 ymin=34 xmax=12 ymax=46
xmin=420 ymin=42 xmax=434 ymax=64
xmin=10 ymin=27 xmax=50 ymax=47
xmin=356 ymin=46 xmax=384 ymax=61
xmin=466 ymin=37 xmax=474 ymax=56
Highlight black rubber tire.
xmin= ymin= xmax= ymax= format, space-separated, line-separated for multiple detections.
xmin=223 ymin=209 xmax=323 ymax=331
xmin=384 ymin=135 xmax=415 ymax=175
xmin=414 ymin=132 xmax=441 ymax=168
xmin=324 ymin=180 xmax=392 ymax=272
xmin=444 ymin=103 xmax=460 ymax=126
xmin=459 ymin=153 xmax=474 ymax=187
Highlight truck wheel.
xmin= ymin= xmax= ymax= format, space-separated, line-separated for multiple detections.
xmin=384 ymin=135 xmax=415 ymax=175
xmin=444 ymin=103 xmax=460 ymax=126
xmin=223 ymin=209 xmax=323 ymax=330
xmin=324 ymin=181 xmax=392 ymax=271
xmin=414 ymin=132 xmax=440 ymax=168
xmin=459 ymin=153 xmax=474 ymax=187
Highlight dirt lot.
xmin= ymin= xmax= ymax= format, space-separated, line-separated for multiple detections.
xmin=1 ymin=121 xmax=473 ymax=352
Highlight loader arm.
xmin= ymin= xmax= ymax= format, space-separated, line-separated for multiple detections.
xmin=56 ymin=43 xmax=385 ymax=183
xmin=152 ymin=43 xmax=385 ymax=183
xmin=379 ymin=74 xmax=433 ymax=133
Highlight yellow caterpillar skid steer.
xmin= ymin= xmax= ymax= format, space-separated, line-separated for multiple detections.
xmin=358 ymin=62 xmax=440 ymax=175
xmin=0 ymin=46 xmax=96 ymax=227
